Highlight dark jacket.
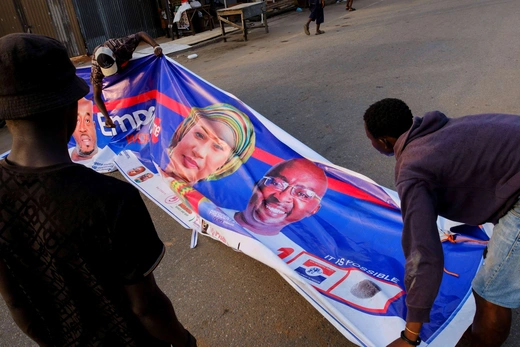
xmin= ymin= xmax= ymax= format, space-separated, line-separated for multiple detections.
xmin=394 ymin=111 xmax=520 ymax=322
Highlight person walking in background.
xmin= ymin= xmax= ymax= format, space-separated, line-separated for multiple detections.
xmin=0 ymin=33 xmax=196 ymax=347
xmin=346 ymin=0 xmax=355 ymax=11
xmin=159 ymin=5 xmax=171 ymax=38
xmin=304 ymin=0 xmax=325 ymax=35
xmin=91 ymin=32 xmax=163 ymax=128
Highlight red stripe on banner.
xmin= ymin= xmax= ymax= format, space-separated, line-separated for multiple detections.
xmin=156 ymin=91 xmax=191 ymax=117
xmin=95 ymin=92 xmax=395 ymax=209
xmin=94 ymin=90 xmax=156 ymax=112
xmin=252 ymin=148 xmax=284 ymax=166
xmin=94 ymin=90 xmax=191 ymax=117
xmin=327 ymin=178 xmax=395 ymax=209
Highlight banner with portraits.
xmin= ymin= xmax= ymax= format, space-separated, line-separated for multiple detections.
xmin=73 ymin=55 xmax=488 ymax=346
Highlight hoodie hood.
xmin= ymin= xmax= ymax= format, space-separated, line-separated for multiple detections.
xmin=394 ymin=111 xmax=449 ymax=158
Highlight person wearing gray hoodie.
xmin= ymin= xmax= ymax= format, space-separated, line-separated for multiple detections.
xmin=363 ymin=98 xmax=520 ymax=347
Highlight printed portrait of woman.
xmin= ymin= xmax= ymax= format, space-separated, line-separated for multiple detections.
xmin=163 ymin=103 xmax=256 ymax=185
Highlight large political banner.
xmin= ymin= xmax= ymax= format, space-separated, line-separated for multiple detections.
xmin=73 ymin=55 xmax=488 ymax=346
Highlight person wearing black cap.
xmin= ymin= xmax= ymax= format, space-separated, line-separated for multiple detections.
xmin=0 ymin=34 xmax=195 ymax=347
xmin=91 ymin=32 xmax=163 ymax=128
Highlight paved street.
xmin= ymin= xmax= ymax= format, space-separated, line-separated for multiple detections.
xmin=1 ymin=0 xmax=520 ymax=346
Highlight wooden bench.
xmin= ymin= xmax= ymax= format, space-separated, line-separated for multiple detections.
xmin=217 ymin=2 xmax=269 ymax=42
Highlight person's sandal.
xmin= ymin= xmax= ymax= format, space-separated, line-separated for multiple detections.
xmin=315 ymin=30 xmax=325 ymax=35
xmin=303 ymin=24 xmax=310 ymax=35
xmin=347 ymin=7 xmax=356 ymax=11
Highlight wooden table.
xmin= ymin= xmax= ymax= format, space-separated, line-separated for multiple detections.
xmin=217 ymin=2 xmax=268 ymax=42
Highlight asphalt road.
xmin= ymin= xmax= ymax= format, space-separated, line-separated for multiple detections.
xmin=1 ymin=0 xmax=520 ymax=346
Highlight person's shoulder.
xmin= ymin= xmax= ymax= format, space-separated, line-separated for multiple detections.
xmin=125 ymin=33 xmax=141 ymax=48
xmin=114 ymin=33 xmax=140 ymax=46
xmin=128 ymin=33 xmax=141 ymax=41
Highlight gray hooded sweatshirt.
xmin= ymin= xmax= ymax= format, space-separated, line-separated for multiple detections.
xmin=394 ymin=111 xmax=520 ymax=322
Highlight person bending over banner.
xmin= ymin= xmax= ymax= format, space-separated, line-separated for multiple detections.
xmin=70 ymin=97 xmax=98 ymax=162
xmin=363 ymin=98 xmax=520 ymax=347
xmin=91 ymin=32 xmax=162 ymax=129
xmin=233 ymin=158 xmax=328 ymax=236
xmin=158 ymin=103 xmax=255 ymax=213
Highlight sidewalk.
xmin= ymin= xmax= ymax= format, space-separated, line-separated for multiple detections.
xmin=71 ymin=27 xmax=239 ymax=68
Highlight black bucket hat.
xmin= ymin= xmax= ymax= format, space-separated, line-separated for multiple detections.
xmin=0 ymin=33 xmax=89 ymax=120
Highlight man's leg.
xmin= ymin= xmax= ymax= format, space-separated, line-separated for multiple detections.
xmin=471 ymin=199 xmax=520 ymax=346
xmin=315 ymin=18 xmax=324 ymax=35
xmin=471 ymin=290 xmax=511 ymax=347
xmin=314 ymin=8 xmax=324 ymax=35
xmin=304 ymin=18 xmax=312 ymax=35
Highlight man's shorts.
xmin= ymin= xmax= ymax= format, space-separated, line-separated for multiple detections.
xmin=473 ymin=198 xmax=520 ymax=308
xmin=309 ymin=4 xmax=324 ymax=25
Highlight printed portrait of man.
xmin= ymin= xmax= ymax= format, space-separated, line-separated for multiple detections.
xmin=234 ymin=158 xmax=328 ymax=236
xmin=70 ymin=98 xmax=98 ymax=161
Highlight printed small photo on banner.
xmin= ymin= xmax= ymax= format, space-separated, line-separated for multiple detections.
xmin=135 ymin=172 xmax=154 ymax=183
xmin=127 ymin=166 xmax=146 ymax=176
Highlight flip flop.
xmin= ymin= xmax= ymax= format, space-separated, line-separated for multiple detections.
xmin=315 ymin=30 xmax=325 ymax=35
xmin=303 ymin=24 xmax=310 ymax=35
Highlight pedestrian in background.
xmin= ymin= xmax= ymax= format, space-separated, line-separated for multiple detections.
xmin=304 ymin=0 xmax=326 ymax=35
xmin=0 ymin=33 xmax=196 ymax=347
xmin=346 ymin=0 xmax=355 ymax=11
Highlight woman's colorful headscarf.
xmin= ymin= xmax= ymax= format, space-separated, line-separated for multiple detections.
xmin=169 ymin=103 xmax=256 ymax=181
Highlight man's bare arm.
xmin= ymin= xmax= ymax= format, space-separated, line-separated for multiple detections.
xmin=124 ymin=273 xmax=196 ymax=347
xmin=92 ymin=84 xmax=115 ymax=128
xmin=136 ymin=31 xmax=163 ymax=56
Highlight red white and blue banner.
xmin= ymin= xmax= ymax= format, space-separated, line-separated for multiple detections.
xmin=72 ymin=55 xmax=488 ymax=346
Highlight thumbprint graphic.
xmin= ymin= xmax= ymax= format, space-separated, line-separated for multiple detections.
xmin=350 ymin=279 xmax=381 ymax=299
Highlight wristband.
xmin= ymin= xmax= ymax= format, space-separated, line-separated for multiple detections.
xmin=405 ymin=326 xmax=420 ymax=335
xmin=400 ymin=330 xmax=421 ymax=346
xmin=154 ymin=45 xmax=161 ymax=51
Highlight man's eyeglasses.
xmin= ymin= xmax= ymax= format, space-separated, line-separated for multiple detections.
xmin=261 ymin=176 xmax=322 ymax=202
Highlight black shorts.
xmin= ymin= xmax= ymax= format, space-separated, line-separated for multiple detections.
xmin=309 ymin=4 xmax=324 ymax=24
